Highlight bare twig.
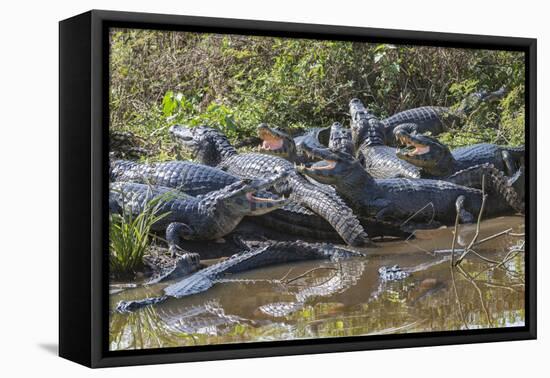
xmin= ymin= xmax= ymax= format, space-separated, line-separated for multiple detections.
xmin=401 ymin=202 xmax=436 ymax=227
xmin=474 ymin=228 xmax=513 ymax=246
xmin=284 ymin=267 xmax=338 ymax=285
xmin=450 ymin=201 xmax=461 ymax=265
xmin=449 ymin=201 xmax=468 ymax=329
xmin=456 ymin=265 xmax=493 ymax=326
xmin=279 ymin=267 xmax=295 ymax=282
xmin=466 ymin=248 xmax=500 ymax=264
xmin=508 ymin=232 xmax=525 ymax=237
xmin=455 ymin=176 xmax=488 ymax=265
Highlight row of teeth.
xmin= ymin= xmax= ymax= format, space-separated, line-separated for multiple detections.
xmin=294 ymin=162 xmax=308 ymax=170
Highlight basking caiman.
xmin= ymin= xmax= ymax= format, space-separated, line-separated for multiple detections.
xmin=110 ymin=160 xmax=408 ymax=241
xmin=115 ymin=241 xmax=365 ymax=312
xmin=297 ymin=145 xmax=520 ymax=228
xmin=110 ymin=160 xmax=238 ymax=196
xmin=169 ymin=124 xmax=370 ymax=246
xmin=109 ymin=172 xmax=289 ymax=258
xmin=257 ymin=123 xmax=335 ymax=163
xmin=348 ymin=99 xmax=421 ymax=179
xmin=394 ymin=127 xmax=525 ymax=177
xmin=379 ymin=87 xmax=507 ymax=139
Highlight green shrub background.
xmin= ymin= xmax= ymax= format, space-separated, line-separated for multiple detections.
xmin=109 ymin=28 xmax=525 ymax=160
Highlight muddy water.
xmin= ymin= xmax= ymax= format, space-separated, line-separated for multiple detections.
xmin=109 ymin=216 xmax=525 ymax=351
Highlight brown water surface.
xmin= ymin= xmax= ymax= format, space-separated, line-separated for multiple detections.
xmin=109 ymin=216 xmax=525 ymax=351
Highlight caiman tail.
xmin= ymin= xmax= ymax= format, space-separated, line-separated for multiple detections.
xmin=446 ymin=163 xmax=524 ymax=214
xmin=288 ymin=174 xmax=370 ymax=246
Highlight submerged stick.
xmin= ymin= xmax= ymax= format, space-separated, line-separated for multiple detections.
xmin=455 ymin=176 xmax=488 ymax=266
xmin=449 ymin=198 xmax=468 ymax=329
xmin=284 ymin=266 xmax=338 ymax=285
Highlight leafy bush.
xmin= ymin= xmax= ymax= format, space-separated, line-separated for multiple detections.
xmin=109 ymin=29 xmax=526 ymax=160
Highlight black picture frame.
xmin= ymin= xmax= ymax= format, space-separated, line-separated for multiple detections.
xmin=59 ymin=9 xmax=537 ymax=368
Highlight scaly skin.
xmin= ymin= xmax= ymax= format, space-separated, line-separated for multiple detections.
xmin=327 ymin=122 xmax=354 ymax=155
xmin=256 ymin=123 xmax=299 ymax=162
xmin=380 ymin=87 xmax=507 ymax=140
xmin=109 ymin=173 xmax=289 ymax=257
xmin=394 ymin=128 xmax=524 ymax=177
xmin=445 ymin=164 xmax=524 ymax=213
xmin=393 ymin=129 xmax=525 ymax=212
xmin=110 ymin=159 xmax=405 ymax=240
xmin=294 ymin=126 xmax=332 ymax=162
xmin=170 ymin=124 xmax=370 ymax=246
xmin=258 ymin=258 xmax=366 ymax=318
xmin=261 ymin=203 xmax=411 ymax=240
xmin=257 ymin=123 xmax=350 ymax=163
xmin=110 ymin=160 xmax=238 ymax=196
xmin=349 ymin=98 xmax=421 ymax=179
xmin=297 ymin=146 xmax=517 ymax=228
xmin=115 ymin=241 xmax=364 ymax=312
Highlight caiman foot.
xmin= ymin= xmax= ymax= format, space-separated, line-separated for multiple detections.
xmin=167 ymin=251 xmax=202 ymax=276
xmin=166 ymin=222 xmax=194 ymax=257
xmin=146 ymin=252 xmax=202 ymax=284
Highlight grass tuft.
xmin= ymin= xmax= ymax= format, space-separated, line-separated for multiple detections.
xmin=109 ymin=190 xmax=171 ymax=277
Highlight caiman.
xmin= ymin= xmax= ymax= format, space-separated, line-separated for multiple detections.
xmin=110 ymin=159 xmax=408 ymax=241
xmin=379 ymin=87 xmax=508 ymax=139
xmin=169 ymin=124 xmax=370 ymax=246
xmin=394 ymin=127 xmax=525 ymax=177
xmin=349 ymin=98 xmax=421 ymax=179
xmin=297 ymin=144 xmax=520 ymax=229
xmin=110 ymin=160 xmax=238 ymax=196
xmin=109 ymin=172 xmax=289 ymax=258
xmin=115 ymin=241 xmax=365 ymax=312
xmin=257 ymin=123 xmax=352 ymax=163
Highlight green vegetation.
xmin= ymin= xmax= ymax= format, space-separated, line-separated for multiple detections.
xmin=109 ymin=190 xmax=170 ymax=277
xmin=110 ymin=29 xmax=525 ymax=160
xmin=108 ymin=29 xmax=526 ymax=275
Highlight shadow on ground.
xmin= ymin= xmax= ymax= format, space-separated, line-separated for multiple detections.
xmin=38 ymin=343 xmax=58 ymax=355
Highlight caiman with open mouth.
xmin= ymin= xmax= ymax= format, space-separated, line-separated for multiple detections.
xmin=110 ymin=159 xmax=408 ymax=241
xmin=394 ymin=127 xmax=525 ymax=210
xmin=394 ymin=126 xmax=524 ymax=177
xmin=169 ymin=124 xmax=371 ymax=246
xmin=256 ymin=122 xmax=354 ymax=163
xmin=349 ymin=98 xmax=421 ymax=179
xmin=256 ymin=123 xmax=334 ymax=164
xmin=109 ymin=172 xmax=290 ymax=260
xmin=296 ymin=143 xmax=522 ymax=230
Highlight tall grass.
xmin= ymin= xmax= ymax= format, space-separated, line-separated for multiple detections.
xmin=109 ymin=191 xmax=171 ymax=277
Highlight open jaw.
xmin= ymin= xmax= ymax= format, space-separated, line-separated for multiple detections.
xmin=260 ymin=138 xmax=284 ymax=151
xmin=396 ymin=133 xmax=431 ymax=157
xmin=298 ymin=159 xmax=337 ymax=174
xmin=245 ymin=191 xmax=288 ymax=213
xmin=257 ymin=127 xmax=285 ymax=153
xmin=246 ymin=191 xmax=285 ymax=204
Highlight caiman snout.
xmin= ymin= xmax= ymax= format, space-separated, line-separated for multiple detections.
xmin=169 ymin=124 xmax=194 ymax=141
xmin=395 ymin=131 xmax=430 ymax=156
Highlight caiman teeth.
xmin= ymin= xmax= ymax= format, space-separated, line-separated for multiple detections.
xmin=309 ymin=160 xmax=336 ymax=171
xmin=246 ymin=192 xmax=285 ymax=203
xmin=295 ymin=162 xmax=307 ymax=172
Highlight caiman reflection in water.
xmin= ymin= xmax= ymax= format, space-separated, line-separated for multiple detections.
xmin=109 ymin=216 xmax=525 ymax=350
